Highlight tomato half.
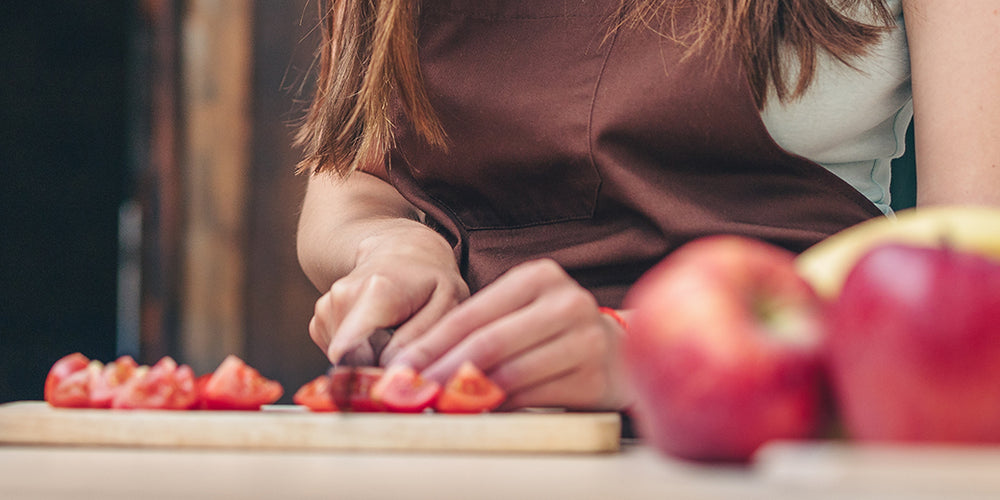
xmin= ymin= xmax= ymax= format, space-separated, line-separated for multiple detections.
xmin=112 ymin=356 xmax=199 ymax=410
xmin=88 ymin=355 xmax=139 ymax=408
xmin=434 ymin=361 xmax=506 ymax=414
xmin=201 ymin=355 xmax=283 ymax=410
xmin=329 ymin=366 xmax=385 ymax=412
xmin=44 ymin=353 xmax=95 ymax=408
xmin=371 ymin=365 xmax=441 ymax=413
xmin=293 ymin=375 xmax=339 ymax=412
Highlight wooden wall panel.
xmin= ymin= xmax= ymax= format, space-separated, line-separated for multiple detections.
xmin=244 ymin=0 xmax=330 ymax=393
xmin=139 ymin=0 xmax=329 ymax=394
xmin=138 ymin=0 xmax=182 ymax=363
xmin=179 ymin=0 xmax=253 ymax=373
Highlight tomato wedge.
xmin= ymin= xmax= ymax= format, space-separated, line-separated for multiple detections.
xmin=201 ymin=355 xmax=283 ymax=410
xmin=44 ymin=353 xmax=95 ymax=408
xmin=371 ymin=365 xmax=441 ymax=413
xmin=293 ymin=375 xmax=339 ymax=412
xmin=88 ymin=355 xmax=139 ymax=408
xmin=112 ymin=356 xmax=199 ymax=410
xmin=193 ymin=373 xmax=213 ymax=410
xmin=329 ymin=366 xmax=386 ymax=412
xmin=434 ymin=361 xmax=506 ymax=414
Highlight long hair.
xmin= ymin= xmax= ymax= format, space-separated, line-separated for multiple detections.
xmin=296 ymin=0 xmax=893 ymax=176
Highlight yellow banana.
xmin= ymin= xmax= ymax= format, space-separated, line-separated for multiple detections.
xmin=795 ymin=206 xmax=1000 ymax=299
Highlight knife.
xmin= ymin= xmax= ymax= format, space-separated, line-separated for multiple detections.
xmin=333 ymin=329 xmax=393 ymax=411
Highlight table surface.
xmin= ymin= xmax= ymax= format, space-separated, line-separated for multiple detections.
xmin=3 ymin=441 xmax=1000 ymax=500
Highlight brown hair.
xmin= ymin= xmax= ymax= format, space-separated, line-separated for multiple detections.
xmin=296 ymin=0 xmax=893 ymax=176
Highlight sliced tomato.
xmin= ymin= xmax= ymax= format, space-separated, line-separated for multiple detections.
xmin=87 ymin=355 xmax=139 ymax=408
xmin=112 ymin=356 xmax=199 ymax=410
xmin=371 ymin=365 xmax=441 ymax=413
xmin=193 ymin=373 xmax=213 ymax=410
xmin=201 ymin=355 xmax=283 ymax=410
xmin=293 ymin=375 xmax=339 ymax=412
xmin=434 ymin=361 xmax=506 ymax=414
xmin=44 ymin=353 xmax=96 ymax=408
xmin=329 ymin=366 xmax=385 ymax=412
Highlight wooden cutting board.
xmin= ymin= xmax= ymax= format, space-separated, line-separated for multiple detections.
xmin=0 ymin=401 xmax=620 ymax=453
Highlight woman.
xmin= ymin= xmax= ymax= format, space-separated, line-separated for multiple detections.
xmin=295 ymin=1 xmax=1000 ymax=410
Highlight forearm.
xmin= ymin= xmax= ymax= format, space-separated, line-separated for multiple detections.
xmin=296 ymin=170 xmax=456 ymax=291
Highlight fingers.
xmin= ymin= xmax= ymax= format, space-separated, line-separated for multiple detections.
xmin=308 ymin=291 xmax=347 ymax=354
xmin=377 ymin=279 xmax=468 ymax=366
xmin=310 ymin=264 xmax=467 ymax=365
xmin=389 ymin=259 xmax=633 ymax=410
xmin=325 ymin=274 xmax=411 ymax=362
xmin=420 ymin=290 xmax=591 ymax=384
xmin=486 ymin=317 xmax=607 ymax=395
xmin=389 ymin=259 xmax=577 ymax=374
xmin=499 ymin=367 xmax=615 ymax=411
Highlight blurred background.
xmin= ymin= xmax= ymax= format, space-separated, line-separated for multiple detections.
xmin=0 ymin=1 xmax=916 ymax=404
xmin=2 ymin=1 xmax=329 ymax=403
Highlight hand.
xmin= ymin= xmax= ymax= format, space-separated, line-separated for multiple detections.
xmin=308 ymin=222 xmax=469 ymax=365
xmin=387 ymin=259 xmax=635 ymax=411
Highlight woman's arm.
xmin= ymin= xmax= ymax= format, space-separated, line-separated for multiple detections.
xmin=297 ymin=169 xmax=426 ymax=290
xmin=297 ymin=170 xmax=468 ymax=363
xmin=905 ymin=0 xmax=1000 ymax=206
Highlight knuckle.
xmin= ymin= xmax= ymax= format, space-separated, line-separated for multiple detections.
xmin=512 ymin=258 xmax=566 ymax=286
xmin=313 ymin=295 xmax=326 ymax=318
xmin=528 ymin=258 xmax=566 ymax=278
xmin=364 ymin=273 xmax=395 ymax=294
xmin=308 ymin=317 xmax=325 ymax=346
xmin=548 ymin=287 xmax=597 ymax=319
xmin=327 ymin=278 xmax=355 ymax=302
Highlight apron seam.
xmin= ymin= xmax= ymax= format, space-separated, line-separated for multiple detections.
xmin=588 ymin=17 xmax=621 ymax=216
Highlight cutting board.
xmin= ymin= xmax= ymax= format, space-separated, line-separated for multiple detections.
xmin=0 ymin=401 xmax=620 ymax=453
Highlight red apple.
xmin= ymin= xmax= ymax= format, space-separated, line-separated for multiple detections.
xmin=622 ymin=235 xmax=828 ymax=462
xmin=825 ymin=243 xmax=1000 ymax=443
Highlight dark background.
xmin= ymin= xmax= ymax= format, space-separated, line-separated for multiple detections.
xmin=0 ymin=2 xmax=917 ymax=404
xmin=2 ymin=2 xmax=130 ymax=402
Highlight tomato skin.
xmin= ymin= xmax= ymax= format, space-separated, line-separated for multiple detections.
xmin=293 ymin=375 xmax=339 ymax=412
xmin=193 ymin=374 xmax=213 ymax=410
xmin=434 ymin=361 xmax=506 ymax=414
xmin=88 ymin=355 xmax=139 ymax=408
xmin=201 ymin=355 xmax=283 ymax=411
xmin=329 ymin=366 xmax=386 ymax=412
xmin=371 ymin=365 xmax=441 ymax=413
xmin=44 ymin=353 xmax=94 ymax=408
xmin=111 ymin=357 xmax=199 ymax=410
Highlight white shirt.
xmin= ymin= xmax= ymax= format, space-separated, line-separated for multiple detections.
xmin=761 ymin=0 xmax=911 ymax=214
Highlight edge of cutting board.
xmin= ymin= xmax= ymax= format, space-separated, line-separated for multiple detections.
xmin=0 ymin=401 xmax=621 ymax=453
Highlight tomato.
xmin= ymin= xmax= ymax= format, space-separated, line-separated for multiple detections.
xmin=44 ymin=353 xmax=95 ymax=408
xmin=371 ymin=365 xmax=441 ymax=413
xmin=201 ymin=355 xmax=283 ymax=410
xmin=112 ymin=356 xmax=200 ymax=410
xmin=88 ymin=355 xmax=139 ymax=408
xmin=193 ymin=373 xmax=213 ymax=410
xmin=329 ymin=366 xmax=386 ymax=412
xmin=434 ymin=361 xmax=506 ymax=414
xmin=293 ymin=375 xmax=339 ymax=412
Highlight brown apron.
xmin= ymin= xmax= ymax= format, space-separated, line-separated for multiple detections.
xmin=377 ymin=0 xmax=883 ymax=309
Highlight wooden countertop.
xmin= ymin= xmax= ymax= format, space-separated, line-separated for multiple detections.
xmin=3 ymin=441 xmax=1000 ymax=499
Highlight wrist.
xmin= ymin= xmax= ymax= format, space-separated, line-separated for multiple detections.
xmin=598 ymin=307 xmax=629 ymax=333
xmin=355 ymin=219 xmax=457 ymax=269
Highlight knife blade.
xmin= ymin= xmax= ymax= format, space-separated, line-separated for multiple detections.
xmin=333 ymin=329 xmax=394 ymax=411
